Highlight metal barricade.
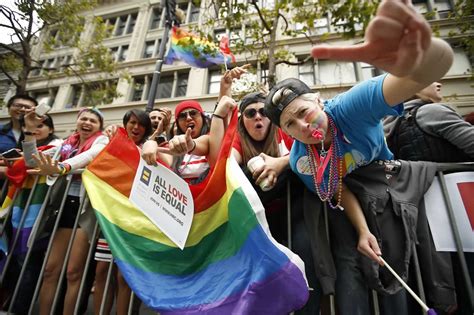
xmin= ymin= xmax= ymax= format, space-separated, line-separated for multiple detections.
xmin=0 ymin=162 xmax=473 ymax=315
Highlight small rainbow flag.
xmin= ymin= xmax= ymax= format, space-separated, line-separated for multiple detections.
xmin=82 ymin=113 xmax=309 ymax=313
xmin=165 ymin=26 xmax=235 ymax=68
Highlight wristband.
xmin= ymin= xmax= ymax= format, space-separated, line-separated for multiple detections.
xmin=59 ymin=163 xmax=71 ymax=175
xmin=188 ymin=140 xmax=196 ymax=154
xmin=212 ymin=113 xmax=225 ymax=120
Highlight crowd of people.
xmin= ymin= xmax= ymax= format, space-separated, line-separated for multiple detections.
xmin=0 ymin=0 xmax=473 ymax=314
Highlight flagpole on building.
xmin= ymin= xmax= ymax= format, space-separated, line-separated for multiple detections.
xmin=145 ymin=0 xmax=179 ymax=113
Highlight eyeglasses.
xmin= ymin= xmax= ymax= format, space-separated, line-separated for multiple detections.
xmin=243 ymin=108 xmax=266 ymax=119
xmin=11 ymin=103 xmax=34 ymax=110
xmin=178 ymin=109 xmax=199 ymax=120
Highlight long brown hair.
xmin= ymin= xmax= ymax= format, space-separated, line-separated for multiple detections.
xmin=238 ymin=116 xmax=280 ymax=165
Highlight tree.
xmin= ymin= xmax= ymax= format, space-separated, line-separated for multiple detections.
xmin=196 ymin=0 xmax=379 ymax=88
xmin=448 ymin=0 xmax=473 ymax=82
xmin=0 ymin=0 xmax=123 ymax=104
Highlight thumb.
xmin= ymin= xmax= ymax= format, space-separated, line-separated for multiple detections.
xmin=185 ymin=127 xmax=192 ymax=140
xmin=259 ymin=152 xmax=269 ymax=161
xmin=156 ymin=146 xmax=171 ymax=154
xmin=312 ymin=43 xmax=369 ymax=62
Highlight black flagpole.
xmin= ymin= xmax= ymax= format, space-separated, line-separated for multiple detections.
xmin=145 ymin=0 xmax=179 ymax=113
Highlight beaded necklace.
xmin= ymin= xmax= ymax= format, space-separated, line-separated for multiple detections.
xmin=306 ymin=114 xmax=344 ymax=210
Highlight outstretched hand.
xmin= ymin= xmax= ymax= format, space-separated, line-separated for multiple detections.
xmin=312 ymin=0 xmax=431 ymax=77
xmin=219 ymin=64 xmax=251 ymax=97
xmin=27 ymin=152 xmax=61 ymax=175
xmin=163 ymin=128 xmax=194 ymax=156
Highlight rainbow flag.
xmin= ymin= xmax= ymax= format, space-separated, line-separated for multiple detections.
xmin=82 ymin=115 xmax=309 ymax=313
xmin=11 ymin=176 xmax=49 ymax=255
xmin=0 ymin=176 xmax=49 ymax=256
xmin=165 ymin=26 xmax=235 ymax=68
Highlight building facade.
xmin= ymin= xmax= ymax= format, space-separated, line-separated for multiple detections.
xmin=1 ymin=0 xmax=473 ymax=137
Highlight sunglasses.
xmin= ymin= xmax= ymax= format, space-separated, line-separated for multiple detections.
xmin=243 ymin=108 xmax=266 ymax=119
xmin=178 ymin=109 xmax=199 ymax=120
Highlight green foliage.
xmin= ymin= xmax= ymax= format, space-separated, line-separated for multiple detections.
xmin=0 ymin=0 xmax=124 ymax=103
xmin=199 ymin=0 xmax=379 ymax=88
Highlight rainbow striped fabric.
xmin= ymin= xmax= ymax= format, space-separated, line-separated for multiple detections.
xmin=82 ymin=116 xmax=309 ymax=313
xmin=165 ymin=26 xmax=235 ymax=68
xmin=0 ymin=176 xmax=48 ymax=257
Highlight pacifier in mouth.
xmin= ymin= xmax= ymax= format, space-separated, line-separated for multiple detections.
xmin=311 ymin=129 xmax=324 ymax=140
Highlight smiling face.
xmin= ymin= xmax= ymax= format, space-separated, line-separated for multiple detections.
xmin=9 ymin=98 xmax=36 ymax=122
xmin=76 ymin=111 xmax=101 ymax=141
xmin=125 ymin=113 xmax=146 ymax=145
xmin=280 ymin=97 xmax=328 ymax=145
xmin=177 ymin=109 xmax=203 ymax=138
xmin=242 ymin=102 xmax=270 ymax=142
xmin=33 ymin=122 xmax=53 ymax=142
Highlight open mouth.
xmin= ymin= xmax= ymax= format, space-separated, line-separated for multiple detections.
xmin=186 ymin=123 xmax=196 ymax=130
xmin=255 ymin=122 xmax=263 ymax=129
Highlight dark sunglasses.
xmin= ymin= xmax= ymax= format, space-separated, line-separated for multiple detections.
xmin=243 ymin=108 xmax=266 ymax=119
xmin=178 ymin=109 xmax=199 ymax=120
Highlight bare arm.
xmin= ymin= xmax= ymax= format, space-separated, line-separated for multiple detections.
xmin=312 ymin=0 xmax=453 ymax=107
xmin=340 ymin=183 xmax=383 ymax=265
xmin=208 ymin=96 xmax=237 ymax=166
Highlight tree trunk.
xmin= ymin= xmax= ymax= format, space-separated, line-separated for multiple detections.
xmin=266 ymin=11 xmax=279 ymax=89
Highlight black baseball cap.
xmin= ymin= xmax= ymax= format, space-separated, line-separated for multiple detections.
xmin=264 ymin=78 xmax=312 ymax=127
xmin=239 ymin=92 xmax=267 ymax=112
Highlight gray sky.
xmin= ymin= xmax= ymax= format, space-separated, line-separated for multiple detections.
xmin=1 ymin=0 xmax=39 ymax=45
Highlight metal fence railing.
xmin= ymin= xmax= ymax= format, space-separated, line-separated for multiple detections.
xmin=0 ymin=162 xmax=473 ymax=314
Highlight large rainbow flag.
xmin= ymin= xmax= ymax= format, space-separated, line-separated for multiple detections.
xmin=165 ymin=26 xmax=235 ymax=68
xmin=82 ymin=113 xmax=309 ymax=313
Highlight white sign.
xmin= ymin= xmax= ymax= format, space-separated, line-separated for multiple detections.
xmin=129 ymin=158 xmax=194 ymax=249
xmin=424 ymin=172 xmax=474 ymax=252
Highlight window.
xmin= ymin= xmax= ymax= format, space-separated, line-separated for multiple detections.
xmin=119 ymin=46 xmax=128 ymax=62
xmin=298 ymin=59 xmax=357 ymax=86
xmin=130 ymin=71 xmax=189 ymax=101
xmin=295 ymin=15 xmax=330 ymax=36
xmin=126 ymin=14 xmax=137 ymax=34
xmin=68 ymin=85 xmax=82 ymax=108
xmin=298 ymin=61 xmax=317 ymax=86
xmin=115 ymin=16 xmax=126 ymax=36
xmin=30 ymin=60 xmax=45 ymax=76
xmin=150 ymin=7 xmax=163 ymax=29
xmin=215 ymin=26 xmax=245 ymax=47
xmin=412 ymin=0 xmax=453 ymax=19
xmin=359 ymin=62 xmax=383 ymax=81
xmin=176 ymin=73 xmax=188 ymax=97
xmin=60 ymin=55 xmax=72 ymax=69
xmin=131 ymin=77 xmax=146 ymax=101
xmin=157 ymin=75 xmax=174 ymax=99
xmin=30 ymin=88 xmax=57 ymax=107
xmin=143 ymin=39 xmax=162 ymax=58
xmin=44 ymin=58 xmax=58 ymax=73
xmin=68 ymin=81 xmax=118 ymax=108
xmin=189 ymin=2 xmax=200 ymax=23
xmin=446 ymin=48 xmax=472 ymax=76
xmin=208 ymin=70 xmax=222 ymax=94
xmin=110 ymin=45 xmax=129 ymax=62
xmin=104 ymin=12 xmax=138 ymax=37
xmin=433 ymin=0 xmax=452 ymax=18
xmin=177 ymin=0 xmax=200 ymax=24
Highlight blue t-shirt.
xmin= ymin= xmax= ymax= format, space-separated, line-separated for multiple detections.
xmin=289 ymin=75 xmax=403 ymax=193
